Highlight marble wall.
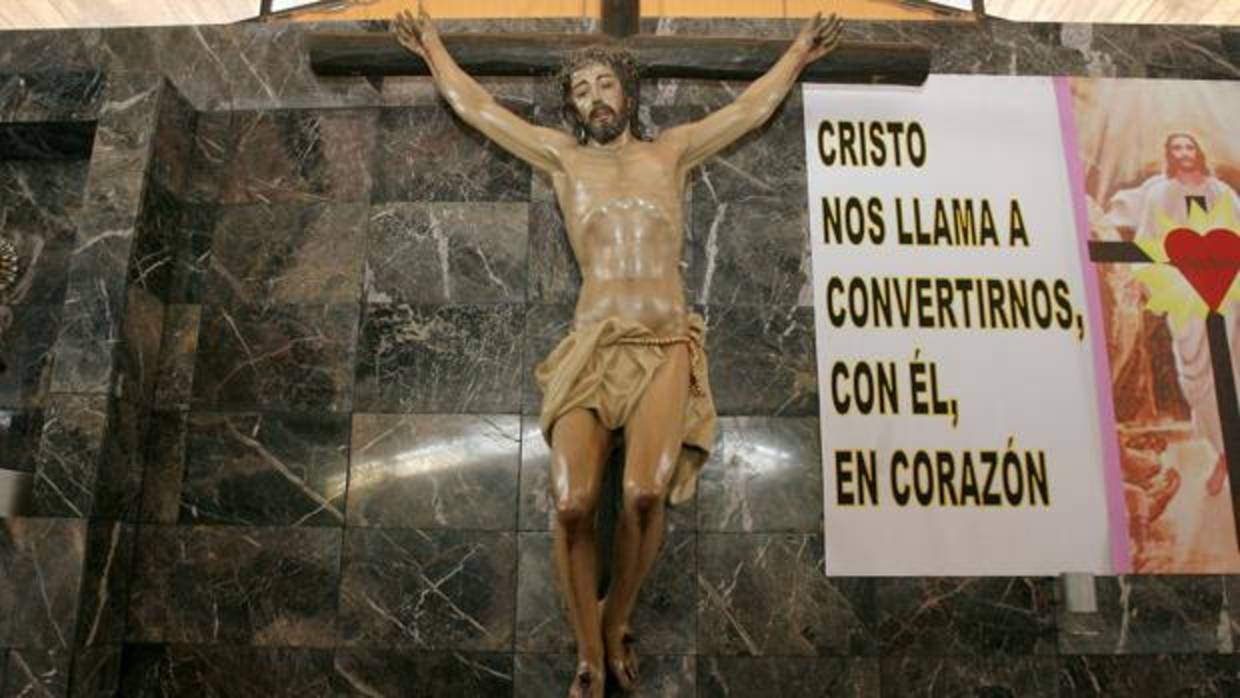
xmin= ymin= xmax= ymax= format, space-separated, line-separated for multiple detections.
xmin=0 ymin=16 xmax=1238 ymax=698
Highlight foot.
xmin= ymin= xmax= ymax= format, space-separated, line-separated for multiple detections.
xmin=568 ymin=661 xmax=603 ymax=698
xmin=1145 ymin=469 xmax=1180 ymax=522
xmin=605 ymin=628 xmax=639 ymax=692
xmin=1208 ymin=455 xmax=1229 ymax=496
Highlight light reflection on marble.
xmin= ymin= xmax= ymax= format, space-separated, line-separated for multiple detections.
xmin=345 ymin=414 xmax=520 ymax=530
xmin=698 ymin=417 xmax=821 ymax=533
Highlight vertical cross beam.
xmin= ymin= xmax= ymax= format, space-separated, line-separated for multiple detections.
xmin=602 ymin=0 xmax=640 ymax=38
xmin=1206 ymin=313 xmax=1240 ymax=540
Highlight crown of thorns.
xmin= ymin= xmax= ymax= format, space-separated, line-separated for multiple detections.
xmin=555 ymin=44 xmax=641 ymax=95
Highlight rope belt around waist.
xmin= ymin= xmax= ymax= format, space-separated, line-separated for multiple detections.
xmin=613 ymin=335 xmax=706 ymax=397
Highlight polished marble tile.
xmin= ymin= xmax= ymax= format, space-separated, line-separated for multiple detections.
xmin=348 ymin=413 xmax=520 ymax=530
xmin=207 ymin=203 xmax=366 ymax=308
xmin=333 ymin=650 xmax=514 ymax=697
xmin=338 ymin=527 xmax=516 ymax=651
xmin=371 ymin=105 xmax=531 ymax=204
xmin=192 ymin=302 xmax=359 ymax=412
xmin=180 ymin=411 xmax=350 ymax=527
xmin=877 ymin=577 xmax=1056 ymax=656
xmin=365 ymin=202 xmax=528 ymax=304
xmin=880 ymin=655 xmax=1058 ymax=698
xmin=127 ymin=525 xmax=341 ymax=647
xmin=117 ymin=644 xmax=336 ymax=697
xmin=698 ymin=656 xmax=878 ymax=698
xmin=697 ymin=417 xmax=821 ymax=533
xmin=354 ymin=303 xmax=524 ymax=414
xmin=697 ymin=533 xmax=873 ymax=656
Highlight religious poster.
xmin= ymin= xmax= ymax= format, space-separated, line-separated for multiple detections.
xmin=1065 ymin=77 xmax=1240 ymax=573
xmin=803 ymin=75 xmax=1116 ymax=576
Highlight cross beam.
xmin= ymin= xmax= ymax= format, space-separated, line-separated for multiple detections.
xmin=308 ymin=32 xmax=931 ymax=85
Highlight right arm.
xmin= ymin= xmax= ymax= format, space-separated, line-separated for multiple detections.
xmin=396 ymin=4 xmax=574 ymax=173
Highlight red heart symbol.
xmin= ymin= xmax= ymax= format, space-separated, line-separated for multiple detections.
xmin=1164 ymin=227 xmax=1240 ymax=311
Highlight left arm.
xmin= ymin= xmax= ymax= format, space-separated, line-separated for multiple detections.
xmin=663 ymin=13 xmax=842 ymax=173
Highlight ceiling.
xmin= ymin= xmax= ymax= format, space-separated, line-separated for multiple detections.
xmin=0 ymin=0 xmax=1237 ymax=29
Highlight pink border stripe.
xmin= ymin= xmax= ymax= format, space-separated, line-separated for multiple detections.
xmin=1054 ymin=76 xmax=1132 ymax=574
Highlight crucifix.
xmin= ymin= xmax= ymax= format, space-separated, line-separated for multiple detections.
xmin=309 ymin=4 xmax=927 ymax=696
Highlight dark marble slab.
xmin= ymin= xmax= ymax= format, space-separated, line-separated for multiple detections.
xmin=515 ymin=531 xmax=696 ymax=655
xmin=207 ymin=203 xmax=366 ymax=308
xmin=365 ymin=202 xmax=529 ymax=304
xmin=151 ymin=304 xmax=199 ymax=408
xmin=0 ymin=121 xmax=94 ymax=161
xmin=137 ymin=410 xmax=185 ymax=524
xmin=697 ymin=533 xmax=873 ymax=656
xmin=191 ymin=302 xmax=359 ymax=412
xmin=0 ymin=517 xmax=86 ymax=651
xmin=126 ymin=525 xmax=341 ymax=647
xmin=333 ymin=650 xmax=514 ymax=697
xmin=0 ymin=71 xmax=104 ymax=123
xmin=3 ymin=647 xmax=71 ymax=698
xmin=31 ymin=395 xmax=107 ymax=517
xmin=195 ymin=109 xmax=376 ymax=205
xmin=1059 ymin=575 xmax=1228 ymax=655
xmin=0 ymin=304 xmax=61 ymax=408
xmin=518 ymin=417 xmax=697 ymax=533
xmin=0 ymin=409 xmax=43 ymax=472
xmin=117 ymin=644 xmax=336 ymax=697
xmin=688 ymin=100 xmax=806 ymax=205
xmin=90 ymin=397 xmax=148 ymax=520
xmin=73 ymin=521 xmax=135 ymax=648
xmin=69 ymin=645 xmax=122 ymax=698
xmin=880 ymin=656 xmax=1059 ymax=698
xmin=702 ymin=305 xmax=817 ymax=416
xmin=127 ymin=179 xmax=181 ymax=302
xmin=877 ymin=577 xmax=1056 ymax=656
xmin=115 ymin=286 xmax=164 ymax=406
xmin=698 ymin=656 xmax=879 ymax=698
xmin=688 ymin=195 xmax=810 ymax=307
xmin=697 ymin=417 xmax=822 ymax=533
xmin=347 ymin=413 xmax=520 ymax=529
xmin=1142 ymin=25 xmax=1240 ymax=80
xmin=180 ymin=411 xmax=349 ymax=527
xmin=1059 ymin=655 xmax=1240 ymax=697
xmin=354 ymin=303 xmax=524 ymax=413
xmin=0 ymin=158 xmax=87 ymax=235
xmin=371 ymin=105 xmax=532 ymax=204
xmin=163 ymin=202 xmax=216 ymax=304
xmin=338 ymin=528 xmax=516 ymax=651
xmin=148 ymin=84 xmax=196 ymax=198
xmin=515 ymin=653 xmax=694 ymax=698
xmin=50 ymin=243 xmax=128 ymax=395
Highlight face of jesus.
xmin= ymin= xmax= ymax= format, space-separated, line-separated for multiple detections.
xmin=1167 ymin=135 xmax=1205 ymax=177
xmin=570 ymin=62 xmax=628 ymax=145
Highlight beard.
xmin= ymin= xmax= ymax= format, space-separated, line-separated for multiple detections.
xmin=583 ymin=106 xmax=628 ymax=145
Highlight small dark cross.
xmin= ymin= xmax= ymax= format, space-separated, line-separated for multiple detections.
xmin=308 ymin=1 xmax=931 ymax=85
xmin=1090 ymin=220 xmax=1240 ymax=549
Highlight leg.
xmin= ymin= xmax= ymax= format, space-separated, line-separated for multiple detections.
xmin=604 ymin=344 xmax=691 ymax=691
xmin=550 ymin=409 xmax=612 ymax=698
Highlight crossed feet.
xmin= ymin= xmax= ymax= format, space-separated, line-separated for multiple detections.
xmin=568 ymin=598 xmax=641 ymax=697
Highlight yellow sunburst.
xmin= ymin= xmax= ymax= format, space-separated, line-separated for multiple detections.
xmin=1132 ymin=194 xmax=1240 ymax=333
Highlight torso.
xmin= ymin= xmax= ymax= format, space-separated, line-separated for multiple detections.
xmin=551 ymin=138 xmax=689 ymax=336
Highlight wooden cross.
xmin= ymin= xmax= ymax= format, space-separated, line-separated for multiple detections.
xmin=308 ymin=0 xmax=931 ymax=85
xmin=1090 ymin=236 xmax=1240 ymax=550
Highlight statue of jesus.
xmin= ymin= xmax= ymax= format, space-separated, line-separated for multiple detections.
xmin=395 ymin=5 xmax=842 ymax=695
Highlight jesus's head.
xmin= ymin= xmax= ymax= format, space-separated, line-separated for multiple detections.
xmin=1164 ymin=132 xmax=1210 ymax=179
xmin=558 ymin=45 xmax=646 ymax=146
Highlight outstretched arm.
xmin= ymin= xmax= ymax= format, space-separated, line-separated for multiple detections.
xmin=663 ymin=13 xmax=843 ymax=173
xmin=395 ymin=3 xmax=574 ymax=173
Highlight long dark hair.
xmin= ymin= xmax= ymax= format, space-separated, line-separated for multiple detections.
xmin=557 ymin=44 xmax=648 ymax=144
xmin=1164 ymin=132 xmax=1210 ymax=177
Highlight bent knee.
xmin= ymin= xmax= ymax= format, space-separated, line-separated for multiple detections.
xmin=555 ymin=493 xmax=597 ymax=525
xmin=622 ymin=482 xmax=665 ymax=515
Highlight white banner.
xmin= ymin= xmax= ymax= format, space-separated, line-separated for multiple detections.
xmin=804 ymin=75 xmax=1112 ymax=575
